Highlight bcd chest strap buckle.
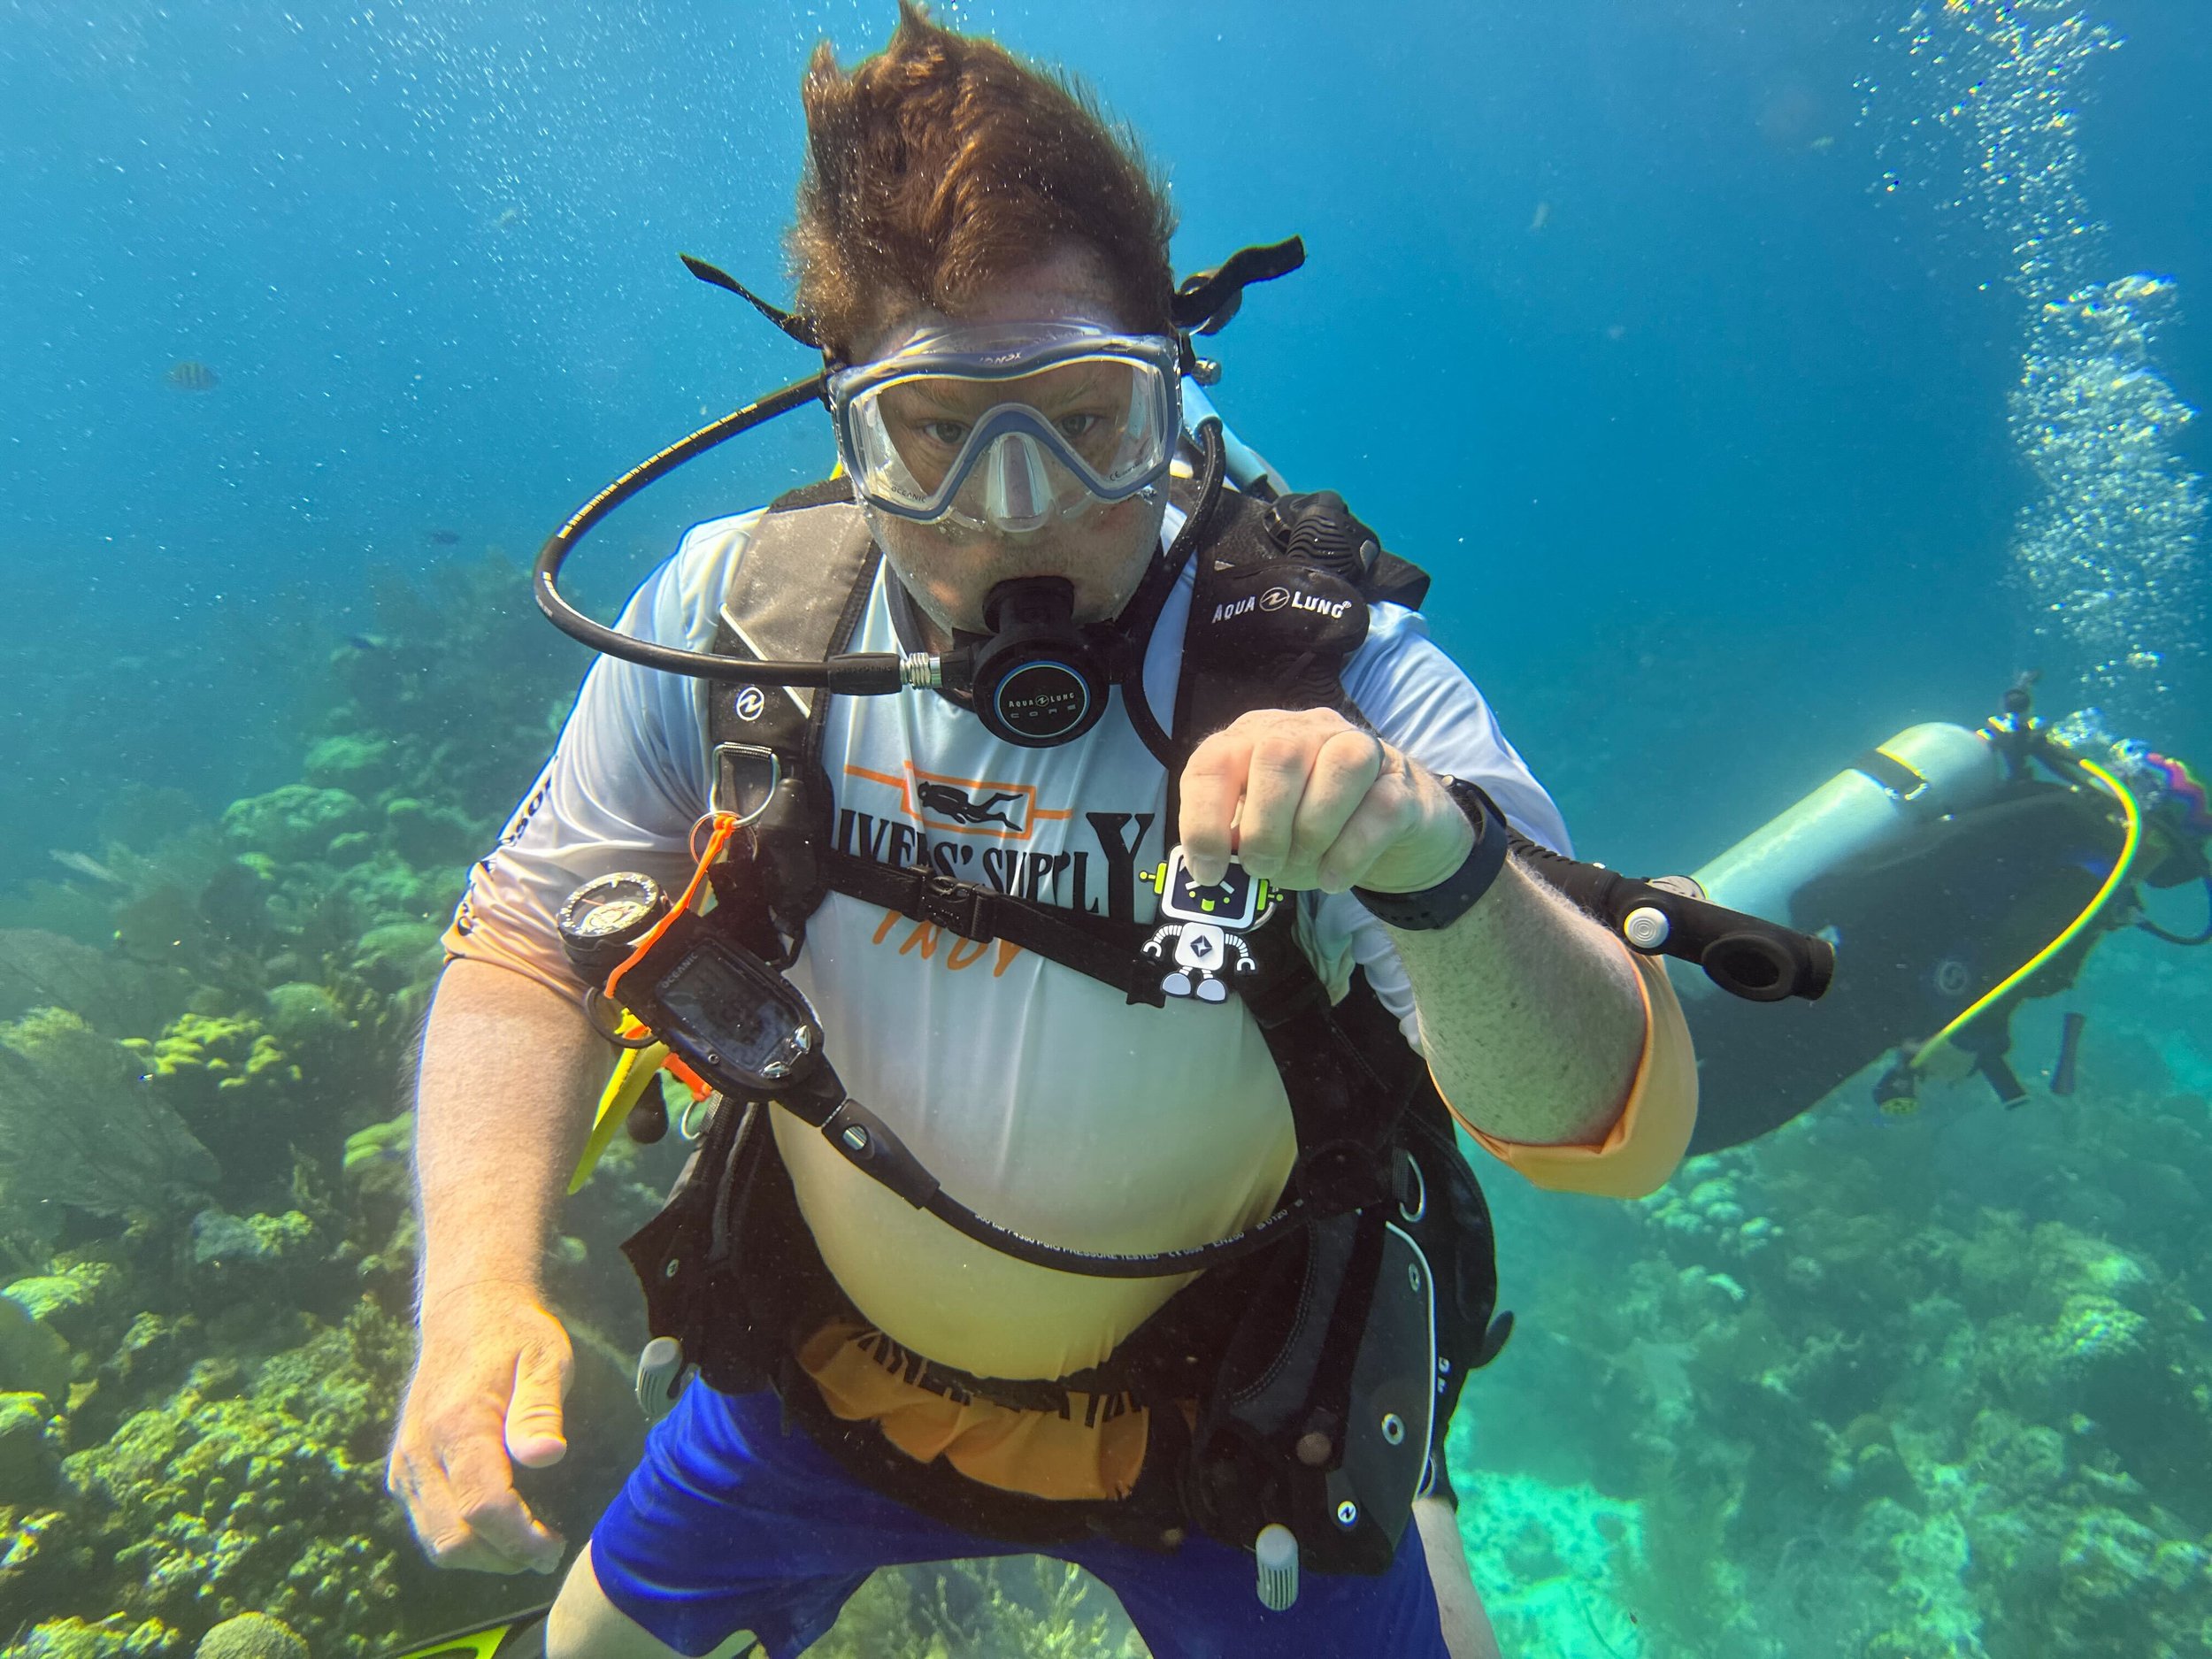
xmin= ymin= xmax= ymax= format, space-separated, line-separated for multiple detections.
xmin=902 ymin=866 xmax=995 ymax=940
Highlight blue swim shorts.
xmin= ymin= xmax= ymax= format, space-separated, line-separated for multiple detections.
xmin=588 ymin=1383 xmax=1449 ymax=1658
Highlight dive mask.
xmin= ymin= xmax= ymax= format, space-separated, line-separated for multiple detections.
xmin=828 ymin=322 xmax=1181 ymax=534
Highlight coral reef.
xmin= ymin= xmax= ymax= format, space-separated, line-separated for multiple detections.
xmin=0 ymin=1294 xmax=72 ymax=1405
xmin=0 ymin=1010 xmax=219 ymax=1261
xmin=4 ymin=1617 xmax=182 ymax=1659
xmin=59 ymin=1303 xmax=411 ymax=1653
xmin=0 ymin=552 xmax=604 ymax=1659
xmin=805 ymin=1557 xmax=1146 ymax=1659
xmin=1455 ymin=933 xmax=2212 ymax=1658
xmin=0 ymin=933 xmax=193 ymax=1039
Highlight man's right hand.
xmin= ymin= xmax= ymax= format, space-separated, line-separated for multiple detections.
xmin=388 ymin=1280 xmax=574 ymax=1575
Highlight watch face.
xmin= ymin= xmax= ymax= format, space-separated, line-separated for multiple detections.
xmin=577 ymin=895 xmax=653 ymax=939
xmin=559 ymin=872 xmax=667 ymax=954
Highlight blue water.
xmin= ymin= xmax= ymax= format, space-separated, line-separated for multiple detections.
xmin=2 ymin=3 xmax=2208 ymax=1656
xmin=6 ymin=0 xmax=2204 ymax=870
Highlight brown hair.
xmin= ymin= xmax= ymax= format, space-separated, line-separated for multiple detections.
xmin=788 ymin=2 xmax=1177 ymax=360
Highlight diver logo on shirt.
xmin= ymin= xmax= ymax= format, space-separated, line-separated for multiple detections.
xmin=842 ymin=763 xmax=1076 ymax=841
xmin=915 ymin=782 xmax=1025 ymax=831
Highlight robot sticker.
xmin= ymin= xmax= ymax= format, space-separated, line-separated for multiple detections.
xmin=1139 ymin=847 xmax=1284 ymax=1003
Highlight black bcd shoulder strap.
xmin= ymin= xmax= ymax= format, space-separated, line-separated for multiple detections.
xmin=703 ymin=479 xmax=877 ymax=962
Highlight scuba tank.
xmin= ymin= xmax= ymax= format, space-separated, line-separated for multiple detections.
xmin=1688 ymin=722 xmax=2005 ymax=939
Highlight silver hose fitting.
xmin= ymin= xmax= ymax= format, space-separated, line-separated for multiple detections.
xmin=899 ymin=651 xmax=942 ymax=690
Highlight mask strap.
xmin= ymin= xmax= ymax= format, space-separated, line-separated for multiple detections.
xmin=679 ymin=253 xmax=824 ymax=350
xmin=1171 ymin=236 xmax=1307 ymax=335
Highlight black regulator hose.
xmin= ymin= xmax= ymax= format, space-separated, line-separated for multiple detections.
xmin=533 ymin=373 xmax=933 ymax=694
xmin=1508 ymin=837 xmax=1834 ymax=1002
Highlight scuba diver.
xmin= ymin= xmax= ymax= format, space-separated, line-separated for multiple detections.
xmin=386 ymin=8 xmax=1830 ymax=1657
xmin=1682 ymin=679 xmax=2210 ymax=1155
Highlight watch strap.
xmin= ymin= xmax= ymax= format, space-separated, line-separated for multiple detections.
xmin=1353 ymin=776 xmax=1510 ymax=931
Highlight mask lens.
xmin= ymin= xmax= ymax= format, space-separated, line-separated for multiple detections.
xmin=834 ymin=334 xmax=1175 ymax=523
xmin=872 ymin=382 xmax=969 ymax=498
xmin=982 ymin=429 xmax=1058 ymax=533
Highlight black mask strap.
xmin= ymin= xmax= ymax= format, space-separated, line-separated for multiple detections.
xmin=1171 ymin=236 xmax=1307 ymax=336
xmin=680 ymin=253 xmax=824 ymax=350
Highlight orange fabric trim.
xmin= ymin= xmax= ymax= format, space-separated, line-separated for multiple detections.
xmin=796 ymin=1321 xmax=1152 ymax=1502
xmin=437 ymin=920 xmax=582 ymax=1004
xmin=1456 ymin=950 xmax=1698 ymax=1199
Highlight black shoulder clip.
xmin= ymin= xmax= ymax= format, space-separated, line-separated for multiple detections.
xmin=1262 ymin=491 xmax=1431 ymax=612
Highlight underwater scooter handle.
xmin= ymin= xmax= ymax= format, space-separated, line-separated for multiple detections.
xmin=1506 ymin=836 xmax=1834 ymax=1002
xmin=532 ymin=373 xmax=945 ymax=694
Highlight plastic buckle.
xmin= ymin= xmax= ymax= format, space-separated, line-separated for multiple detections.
xmin=910 ymin=870 xmax=990 ymax=940
xmin=711 ymin=743 xmax=781 ymax=826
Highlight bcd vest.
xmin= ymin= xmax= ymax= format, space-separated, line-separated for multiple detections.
xmin=619 ymin=473 xmax=1513 ymax=1571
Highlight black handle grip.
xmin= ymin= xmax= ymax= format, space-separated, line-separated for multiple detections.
xmin=1698 ymin=927 xmax=1832 ymax=1003
xmin=1506 ymin=837 xmax=1833 ymax=1002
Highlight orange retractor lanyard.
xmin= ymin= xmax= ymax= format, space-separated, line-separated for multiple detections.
xmin=603 ymin=810 xmax=741 ymax=1013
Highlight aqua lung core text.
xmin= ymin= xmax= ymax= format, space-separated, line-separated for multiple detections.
xmin=1212 ymin=589 xmax=1353 ymax=624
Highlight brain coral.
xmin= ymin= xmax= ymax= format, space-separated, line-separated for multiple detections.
xmin=60 ymin=1301 xmax=412 ymax=1659
xmin=193 ymin=1612 xmax=308 ymax=1659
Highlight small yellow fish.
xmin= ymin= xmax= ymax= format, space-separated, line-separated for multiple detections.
xmin=1946 ymin=0 xmax=1970 ymax=14
xmin=165 ymin=359 xmax=219 ymax=393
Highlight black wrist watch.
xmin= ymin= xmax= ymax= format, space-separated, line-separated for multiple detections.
xmin=1352 ymin=775 xmax=1511 ymax=931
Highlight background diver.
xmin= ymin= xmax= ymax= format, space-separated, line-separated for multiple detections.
xmin=1683 ymin=675 xmax=2209 ymax=1156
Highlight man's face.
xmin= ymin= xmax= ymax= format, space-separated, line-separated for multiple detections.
xmin=851 ymin=247 xmax=1171 ymax=647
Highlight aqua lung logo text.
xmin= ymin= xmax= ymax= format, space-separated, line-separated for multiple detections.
xmin=1215 ymin=586 xmax=1351 ymax=624
xmin=1004 ymin=688 xmax=1081 ymax=712
xmin=996 ymin=664 xmax=1088 ymax=738
xmin=732 ymin=686 xmax=768 ymax=722
xmin=1286 ymin=588 xmax=1350 ymax=619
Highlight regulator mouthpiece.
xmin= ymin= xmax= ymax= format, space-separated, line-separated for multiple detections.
xmin=957 ymin=576 xmax=1112 ymax=748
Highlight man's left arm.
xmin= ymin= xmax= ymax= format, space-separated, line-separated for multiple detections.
xmin=1180 ymin=706 xmax=1696 ymax=1199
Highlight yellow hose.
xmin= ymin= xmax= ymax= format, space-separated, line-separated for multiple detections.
xmin=1909 ymin=757 xmax=2141 ymax=1078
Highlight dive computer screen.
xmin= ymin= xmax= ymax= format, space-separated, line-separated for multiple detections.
xmin=657 ymin=949 xmax=782 ymax=1075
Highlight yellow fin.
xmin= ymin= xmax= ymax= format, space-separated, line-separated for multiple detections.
xmin=570 ymin=1041 xmax=671 ymax=1194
